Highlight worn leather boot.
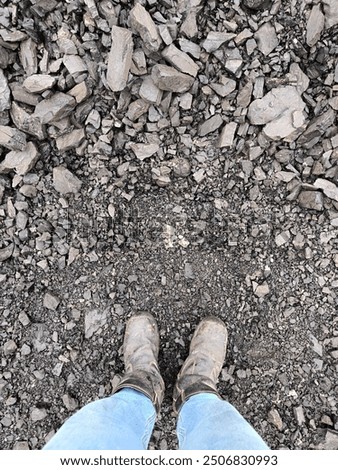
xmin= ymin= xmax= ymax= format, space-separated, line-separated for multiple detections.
xmin=173 ymin=316 xmax=228 ymax=414
xmin=113 ymin=312 xmax=165 ymax=413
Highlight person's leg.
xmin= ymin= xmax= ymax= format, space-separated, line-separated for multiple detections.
xmin=44 ymin=312 xmax=164 ymax=450
xmin=44 ymin=389 xmax=156 ymax=450
xmin=177 ymin=393 xmax=269 ymax=450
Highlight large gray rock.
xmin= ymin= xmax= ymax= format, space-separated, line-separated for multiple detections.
xmin=34 ymin=92 xmax=76 ymax=124
xmin=306 ymin=5 xmax=325 ymax=46
xmin=323 ymin=0 xmax=338 ymax=28
xmin=0 ymin=125 xmax=27 ymax=151
xmin=162 ymin=44 xmax=199 ymax=77
xmin=255 ymin=22 xmax=279 ymax=56
xmin=151 ymin=64 xmax=194 ymax=93
xmin=107 ymin=26 xmax=133 ymax=92
xmin=55 ymin=129 xmax=86 ymax=152
xmin=23 ymin=74 xmax=57 ymax=93
xmin=0 ymin=69 xmax=10 ymax=112
xmin=53 ymin=166 xmax=82 ymax=194
xmin=10 ymin=102 xmax=46 ymax=140
xmin=248 ymin=86 xmax=306 ymax=141
xmin=202 ymin=32 xmax=236 ymax=53
xmin=129 ymin=3 xmax=161 ymax=52
xmin=0 ymin=142 xmax=39 ymax=175
xmin=298 ymin=191 xmax=324 ymax=211
xmin=314 ymin=178 xmax=338 ymax=202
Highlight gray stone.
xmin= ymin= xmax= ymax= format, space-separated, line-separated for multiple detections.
xmin=306 ymin=5 xmax=325 ymax=47
xmin=172 ymin=158 xmax=191 ymax=177
xmin=152 ymin=166 xmax=171 ymax=187
xmin=218 ymin=122 xmax=237 ymax=148
xmin=248 ymin=86 xmax=306 ymax=141
xmin=298 ymin=190 xmax=324 ymax=211
xmin=129 ymin=3 xmax=161 ymax=52
xmin=202 ymin=31 xmax=236 ymax=53
xmin=3 ymin=339 xmax=17 ymax=355
xmin=151 ymin=64 xmax=194 ymax=93
xmin=287 ymin=63 xmax=310 ymax=95
xmin=314 ymin=178 xmax=338 ymax=202
xmin=55 ymin=129 xmax=86 ymax=152
xmin=323 ymin=0 xmax=338 ymax=29
xmin=210 ymin=78 xmax=236 ymax=97
xmin=85 ymin=308 xmax=108 ymax=339
xmin=162 ymin=44 xmax=199 ymax=77
xmin=198 ymin=114 xmax=223 ymax=136
xmin=180 ymin=9 xmax=198 ymax=38
xmin=0 ymin=125 xmax=27 ymax=151
xmin=9 ymin=83 xmax=41 ymax=107
xmin=255 ymin=22 xmax=279 ymax=56
xmin=68 ymin=81 xmax=90 ymax=103
xmin=242 ymin=0 xmax=271 ymax=9
xmin=10 ymin=102 xmax=46 ymax=140
xmin=62 ymin=394 xmax=78 ymax=411
xmin=23 ymin=74 xmax=57 ymax=93
xmin=107 ymin=26 xmax=133 ymax=92
xmin=43 ymin=292 xmax=60 ymax=311
xmin=31 ymin=408 xmax=47 ymax=422
xmin=0 ymin=142 xmax=39 ymax=175
xmin=0 ymin=69 xmax=10 ymax=112
xmin=267 ymin=409 xmax=283 ymax=431
xmin=139 ymin=76 xmax=163 ymax=104
xmin=294 ymin=405 xmax=306 ymax=426
xmin=126 ymin=99 xmax=150 ymax=121
xmin=53 ymin=166 xmax=82 ymax=194
xmin=20 ymin=38 xmax=37 ymax=76
xmin=130 ymin=143 xmax=159 ymax=161
xmin=298 ymin=108 xmax=335 ymax=148
xmin=63 ymin=55 xmax=87 ymax=75
xmin=0 ymin=243 xmax=14 ymax=262
xmin=34 ymin=92 xmax=76 ymax=124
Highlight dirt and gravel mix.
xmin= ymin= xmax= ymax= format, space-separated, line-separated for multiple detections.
xmin=1 ymin=0 xmax=338 ymax=450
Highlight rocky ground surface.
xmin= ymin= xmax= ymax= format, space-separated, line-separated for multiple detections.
xmin=1 ymin=0 xmax=338 ymax=451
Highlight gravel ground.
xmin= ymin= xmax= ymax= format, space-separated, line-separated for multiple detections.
xmin=1 ymin=0 xmax=338 ymax=450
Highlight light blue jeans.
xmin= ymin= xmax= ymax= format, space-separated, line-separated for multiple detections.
xmin=44 ymin=389 xmax=269 ymax=450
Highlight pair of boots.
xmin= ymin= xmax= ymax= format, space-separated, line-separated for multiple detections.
xmin=113 ymin=313 xmax=228 ymax=414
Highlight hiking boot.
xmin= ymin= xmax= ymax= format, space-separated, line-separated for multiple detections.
xmin=173 ymin=316 xmax=228 ymax=414
xmin=113 ymin=312 xmax=165 ymax=413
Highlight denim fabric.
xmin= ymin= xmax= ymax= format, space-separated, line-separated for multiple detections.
xmin=177 ymin=394 xmax=269 ymax=450
xmin=44 ymin=389 xmax=156 ymax=450
xmin=44 ymin=390 xmax=268 ymax=450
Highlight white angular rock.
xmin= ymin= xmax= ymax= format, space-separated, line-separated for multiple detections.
xmin=255 ymin=22 xmax=278 ymax=56
xmin=85 ymin=308 xmax=108 ymax=339
xmin=0 ymin=69 xmax=10 ymax=111
xmin=152 ymin=64 xmax=194 ymax=93
xmin=107 ymin=26 xmax=133 ymax=92
xmin=202 ymin=31 xmax=236 ymax=53
xmin=248 ymin=86 xmax=307 ymax=141
xmin=314 ymin=178 xmax=338 ymax=202
xmin=23 ymin=74 xmax=57 ymax=93
xmin=218 ymin=122 xmax=237 ymax=148
xmin=129 ymin=143 xmax=159 ymax=161
xmin=34 ymin=92 xmax=76 ymax=124
xmin=0 ymin=142 xmax=39 ymax=175
xmin=323 ymin=0 xmax=338 ymax=28
xmin=139 ymin=76 xmax=163 ymax=104
xmin=129 ymin=3 xmax=161 ymax=52
xmin=162 ymin=44 xmax=199 ymax=77
xmin=306 ymin=5 xmax=325 ymax=46
xmin=0 ymin=125 xmax=27 ymax=151
xmin=53 ymin=166 xmax=82 ymax=194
